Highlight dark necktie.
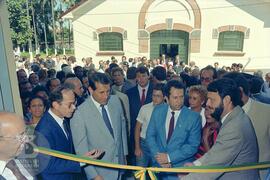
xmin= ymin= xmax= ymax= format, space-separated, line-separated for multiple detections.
xmin=63 ymin=120 xmax=70 ymax=140
xmin=167 ymin=111 xmax=175 ymax=143
xmin=100 ymin=105 xmax=114 ymax=138
xmin=140 ymin=89 xmax=146 ymax=105
xmin=6 ymin=160 xmax=27 ymax=180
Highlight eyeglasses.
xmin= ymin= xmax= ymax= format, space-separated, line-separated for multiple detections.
xmin=200 ymin=77 xmax=213 ymax=82
xmin=0 ymin=131 xmax=28 ymax=143
xmin=60 ymin=101 xmax=77 ymax=108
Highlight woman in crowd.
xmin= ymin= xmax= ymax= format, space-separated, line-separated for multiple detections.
xmin=26 ymin=95 xmax=46 ymax=126
xmin=195 ymin=106 xmax=221 ymax=159
xmin=188 ymin=85 xmax=207 ymax=127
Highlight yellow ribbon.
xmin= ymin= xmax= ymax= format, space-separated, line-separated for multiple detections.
xmin=134 ymin=170 xmax=146 ymax=180
xmin=34 ymin=147 xmax=270 ymax=180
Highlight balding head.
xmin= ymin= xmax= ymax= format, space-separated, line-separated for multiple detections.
xmin=64 ymin=77 xmax=84 ymax=96
xmin=0 ymin=112 xmax=26 ymax=161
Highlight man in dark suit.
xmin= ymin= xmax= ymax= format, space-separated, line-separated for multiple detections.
xmin=182 ymin=78 xmax=259 ymax=180
xmin=126 ymin=66 xmax=153 ymax=164
xmin=35 ymin=86 xmax=102 ymax=180
xmin=146 ymin=80 xmax=201 ymax=180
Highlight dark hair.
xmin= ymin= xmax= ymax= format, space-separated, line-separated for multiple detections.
xmin=88 ymin=72 xmax=111 ymax=91
xmin=61 ymin=64 xmax=69 ymax=69
xmin=32 ymin=85 xmax=49 ymax=97
xmin=207 ymin=78 xmax=243 ymax=107
xmin=250 ymin=77 xmax=264 ymax=94
xmin=109 ymin=63 xmax=119 ymax=71
xmin=27 ymin=95 xmax=46 ymax=109
xmin=56 ymin=71 xmax=66 ymax=83
xmin=38 ymin=69 xmax=48 ymax=80
xmin=46 ymin=78 xmax=60 ymax=91
xmin=164 ymin=80 xmax=185 ymax=97
xmin=200 ymin=65 xmax=217 ymax=79
xmin=111 ymin=67 xmax=124 ymax=76
xmin=49 ymin=86 xmax=73 ymax=107
xmin=47 ymin=69 xmax=56 ymax=79
xmin=66 ymin=73 xmax=76 ymax=78
xmin=127 ymin=67 xmax=137 ymax=79
xmin=135 ymin=66 xmax=149 ymax=76
xmin=153 ymin=83 xmax=165 ymax=95
xmin=152 ymin=66 xmax=166 ymax=81
xmin=223 ymin=72 xmax=249 ymax=96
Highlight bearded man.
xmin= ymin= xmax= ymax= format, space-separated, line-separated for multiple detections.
xmin=181 ymin=78 xmax=259 ymax=180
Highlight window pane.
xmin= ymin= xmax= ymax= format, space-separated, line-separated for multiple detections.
xmin=99 ymin=32 xmax=123 ymax=51
xmin=218 ymin=31 xmax=244 ymax=51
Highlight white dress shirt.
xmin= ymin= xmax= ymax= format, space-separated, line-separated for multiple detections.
xmin=137 ymin=83 xmax=149 ymax=100
xmin=48 ymin=109 xmax=68 ymax=139
xmin=90 ymin=95 xmax=113 ymax=127
xmin=136 ymin=102 xmax=155 ymax=139
xmin=165 ymin=107 xmax=181 ymax=139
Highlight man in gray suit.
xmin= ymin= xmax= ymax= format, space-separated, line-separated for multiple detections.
xmin=224 ymin=72 xmax=270 ymax=179
xmin=182 ymin=78 xmax=259 ymax=180
xmin=70 ymin=72 xmax=128 ymax=180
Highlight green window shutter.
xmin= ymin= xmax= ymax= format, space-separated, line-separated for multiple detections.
xmin=218 ymin=31 xmax=244 ymax=51
xmin=99 ymin=32 xmax=123 ymax=51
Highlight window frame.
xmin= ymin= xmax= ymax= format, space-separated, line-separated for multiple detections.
xmin=99 ymin=32 xmax=123 ymax=51
xmin=218 ymin=31 xmax=244 ymax=52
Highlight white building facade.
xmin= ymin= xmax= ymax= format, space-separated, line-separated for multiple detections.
xmin=62 ymin=0 xmax=270 ymax=70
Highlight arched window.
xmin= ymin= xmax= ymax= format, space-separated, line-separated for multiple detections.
xmin=218 ymin=31 xmax=244 ymax=51
xmin=99 ymin=32 xmax=123 ymax=51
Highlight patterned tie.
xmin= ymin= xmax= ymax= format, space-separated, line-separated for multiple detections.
xmin=140 ymin=89 xmax=146 ymax=105
xmin=101 ymin=105 xmax=114 ymax=138
xmin=167 ymin=111 xmax=175 ymax=143
xmin=6 ymin=160 xmax=27 ymax=180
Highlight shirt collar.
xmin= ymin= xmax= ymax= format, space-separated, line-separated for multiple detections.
xmin=0 ymin=160 xmax=7 ymax=175
xmin=48 ymin=108 xmax=64 ymax=124
xmin=169 ymin=106 xmax=181 ymax=117
xmin=91 ymin=95 xmax=104 ymax=109
xmin=138 ymin=82 xmax=149 ymax=91
xmin=221 ymin=111 xmax=232 ymax=124
xmin=242 ymin=97 xmax=252 ymax=113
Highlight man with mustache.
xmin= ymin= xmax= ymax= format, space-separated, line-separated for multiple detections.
xmin=182 ymin=78 xmax=259 ymax=180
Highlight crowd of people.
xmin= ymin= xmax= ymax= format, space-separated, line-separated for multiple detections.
xmin=1 ymin=53 xmax=270 ymax=180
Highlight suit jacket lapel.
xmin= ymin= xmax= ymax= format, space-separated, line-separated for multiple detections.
xmin=88 ymin=97 xmax=114 ymax=141
xmin=160 ymin=105 xmax=168 ymax=147
xmin=107 ymin=100 xmax=117 ymax=141
xmin=167 ymin=106 xmax=186 ymax=144
xmin=221 ymin=106 xmax=242 ymax=128
xmin=46 ymin=113 xmax=73 ymax=151
xmin=47 ymin=113 xmax=68 ymax=141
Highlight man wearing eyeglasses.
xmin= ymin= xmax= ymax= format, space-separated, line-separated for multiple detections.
xmin=0 ymin=112 xmax=33 ymax=180
xmin=35 ymin=86 xmax=103 ymax=180
xmin=200 ymin=65 xmax=217 ymax=88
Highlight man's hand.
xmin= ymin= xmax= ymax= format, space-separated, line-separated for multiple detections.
xmin=160 ymin=163 xmax=171 ymax=168
xmin=184 ymin=162 xmax=194 ymax=167
xmin=155 ymin=153 xmax=169 ymax=165
xmin=135 ymin=147 xmax=143 ymax=157
xmin=93 ymin=175 xmax=103 ymax=180
xmin=84 ymin=149 xmax=104 ymax=159
xmin=177 ymin=162 xmax=193 ymax=178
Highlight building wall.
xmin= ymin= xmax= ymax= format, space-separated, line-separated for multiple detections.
xmin=0 ymin=0 xmax=23 ymax=114
xmin=70 ymin=0 xmax=270 ymax=70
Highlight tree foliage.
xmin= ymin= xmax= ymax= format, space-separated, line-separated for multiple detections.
xmin=7 ymin=0 xmax=78 ymax=51
xmin=7 ymin=0 xmax=32 ymax=46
